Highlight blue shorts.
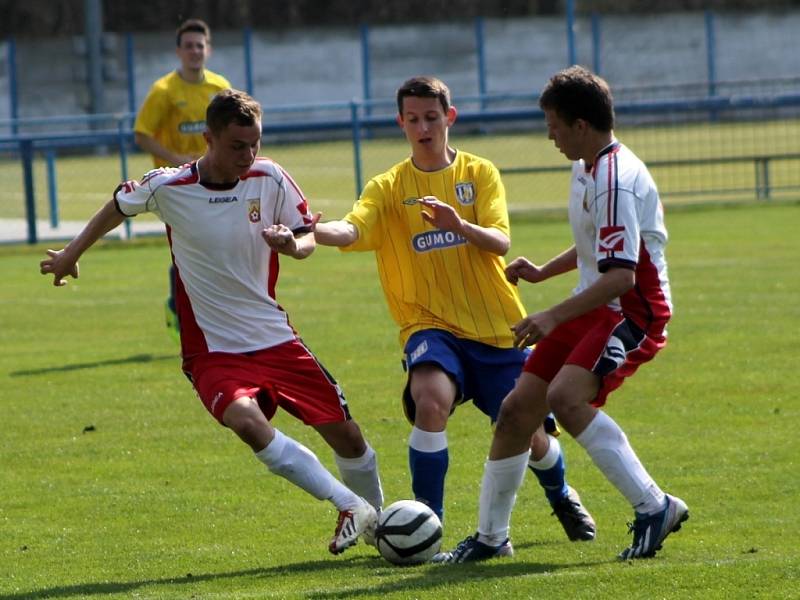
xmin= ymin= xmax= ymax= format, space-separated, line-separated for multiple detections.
xmin=401 ymin=329 xmax=528 ymax=424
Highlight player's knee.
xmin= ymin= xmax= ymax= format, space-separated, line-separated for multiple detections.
xmin=547 ymin=383 xmax=583 ymax=429
xmin=413 ymin=396 xmax=451 ymax=428
xmin=494 ymin=395 xmax=533 ymax=439
xmin=223 ymin=397 xmax=270 ymax=446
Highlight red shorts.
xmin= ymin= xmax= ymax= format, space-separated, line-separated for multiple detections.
xmin=184 ymin=339 xmax=351 ymax=425
xmin=523 ymin=306 xmax=666 ymax=407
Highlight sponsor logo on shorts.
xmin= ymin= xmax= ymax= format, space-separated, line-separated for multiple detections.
xmin=599 ymin=225 xmax=625 ymax=252
xmin=409 ymin=340 xmax=429 ymax=363
xmin=455 ymin=182 xmax=475 ymax=205
xmin=412 ymin=229 xmax=467 ymax=252
xmin=602 ymin=335 xmax=627 ymax=369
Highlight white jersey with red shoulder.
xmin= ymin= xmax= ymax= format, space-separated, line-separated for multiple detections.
xmin=114 ymin=158 xmax=312 ymax=356
xmin=568 ymin=140 xmax=672 ymax=339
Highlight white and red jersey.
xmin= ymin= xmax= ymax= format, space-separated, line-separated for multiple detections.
xmin=568 ymin=141 xmax=672 ymax=339
xmin=115 ymin=158 xmax=312 ymax=357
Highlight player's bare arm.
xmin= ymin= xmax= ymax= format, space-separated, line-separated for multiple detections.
xmin=261 ymin=225 xmax=315 ymax=259
xmin=506 ymin=246 xmax=578 ymax=285
xmin=134 ymin=132 xmax=196 ymax=166
xmin=39 ymin=199 xmax=126 ymax=286
xmin=418 ymin=196 xmax=509 ymax=255
xmin=511 ymin=266 xmax=634 ymax=347
xmin=310 ymin=212 xmax=359 ymax=247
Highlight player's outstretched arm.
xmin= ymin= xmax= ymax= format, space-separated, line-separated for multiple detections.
xmin=39 ymin=199 xmax=127 ymax=286
xmin=419 ymin=196 xmax=509 ymax=255
xmin=310 ymin=212 xmax=359 ymax=247
xmin=261 ymin=225 xmax=315 ymax=259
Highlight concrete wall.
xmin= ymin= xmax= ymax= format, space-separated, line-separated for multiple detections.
xmin=2 ymin=10 xmax=799 ymax=124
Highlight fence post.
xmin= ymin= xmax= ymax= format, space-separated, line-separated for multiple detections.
xmin=125 ymin=32 xmax=136 ymax=114
xmin=704 ymin=10 xmax=717 ymax=98
xmin=350 ymin=100 xmax=363 ymax=197
xmin=46 ymin=148 xmax=59 ymax=229
xmin=118 ymin=117 xmax=132 ymax=238
xmin=359 ymin=24 xmax=371 ymax=118
xmin=474 ymin=17 xmax=487 ymax=110
xmin=243 ymin=27 xmax=254 ymax=96
xmin=565 ymin=0 xmax=576 ymax=66
xmin=8 ymin=37 xmax=18 ymax=136
xmin=591 ymin=13 xmax=602 ymax=74
xmin=21 ymin=139 xmax=37 ymax=244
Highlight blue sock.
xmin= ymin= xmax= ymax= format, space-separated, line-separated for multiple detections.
xmin=529 ymin=436 xmax=569 ymax=506
xmin=408 ymin=427 xmax=449 ymax=522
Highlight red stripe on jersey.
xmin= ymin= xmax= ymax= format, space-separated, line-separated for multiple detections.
xmin=620 ymin=240 xmax=671 ymax=338
xmin=164 ymin=165 xmax=201 ymax=187
xmin=267 ymin=248 xmax=279 ymax=300
xmin=167 ymin=225 xmax=209 ymax=359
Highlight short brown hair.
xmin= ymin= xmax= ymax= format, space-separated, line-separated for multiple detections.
xmin=396 ymin=76 xmax=451 ymax=114
xmin=539 ymin=65 xmax=615 ymax=132
xmin=206 ymin=89 xmax=261 ymax=135
xmin=176 ymin=19 xmax=211 ymax=47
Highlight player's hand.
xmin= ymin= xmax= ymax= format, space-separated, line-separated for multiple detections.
xmin=39 ymin=248 xmax=79 ymax=287
xmin=262 ymin=224 xmax=297 ymax=255
xmin=511 ymin=311 xmax=556 ymax=348
xmin=505 ymin=257 xmax=545 ymax=285
xmin=419 ymin=196 xmax=465 ymax=233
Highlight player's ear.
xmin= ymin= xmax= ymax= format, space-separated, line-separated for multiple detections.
xmin=447 ymin=106 xmax=457 ymax=126
xmin=396 ymin=114 xmax=404 ymax=129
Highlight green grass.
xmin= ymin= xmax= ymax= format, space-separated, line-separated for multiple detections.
xmin=2 ymin=202 xmax=799 ymax=598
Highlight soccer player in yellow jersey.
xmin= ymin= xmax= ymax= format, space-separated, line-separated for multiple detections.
xmin=134 ymin=19 xmax=231 ymax=338
xmin=313 ymin=76 xmax=596 ymax=545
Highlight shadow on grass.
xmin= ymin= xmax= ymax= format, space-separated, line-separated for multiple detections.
xmin=9 ymin=353 xmax=177 ymax=377
xmin=1 ymin=553 xmax=612 ymax=599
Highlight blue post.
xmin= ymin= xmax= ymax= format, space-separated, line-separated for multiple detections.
xmin=21 ymin=139 xmax=37 ymax=244
xmin=46 ymin=148 xmax=59 ymax=229
xmin=359 ymin=24 xmax=371 ymax=118
xmin=243 ymin=27 xmax=253 ymax=95
xmin=475 ymin=17 xmax=487 ymax=110
xmin=118 ymin=118 xmax=132 ymax=238
xmin=8 ymin=37 xmax=19 ymax=136
xmin=566 ymin=0 xmax=576 ymax=66
xmin=125 ymin=32 xmax=136 ymax=114
xmin=704 ymin=10 xmax=717 ymax=97
xmin=591 ymin=13 xmax=602 ymax=74
xmin=350 ymin=100 xmax=363 ymax=196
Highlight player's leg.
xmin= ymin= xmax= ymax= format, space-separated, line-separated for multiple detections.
xmin=402 ymin=330 xmax=465 ymax=523
xmin=551 ymin=316 xmax=687 ymax=558
xmin=316 ymin=420 xmax=384 ymax=513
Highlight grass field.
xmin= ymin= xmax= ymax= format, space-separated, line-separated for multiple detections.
xmin=2 ymin=201 xmax=799 ymax=599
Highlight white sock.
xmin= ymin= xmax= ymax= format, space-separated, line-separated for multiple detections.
xmin=529 ymin=435 xmax=561 ymax=470
xmin=255 ymin=429 xmax=361 ymax=511
xmin=575 ymin=411 xmax=666 ymax=514
xmin=476 ymin=451 xmax=530 ymax=545
xmin=408 ymin=426 xmax=448 ymax=452
xmin=335 ymin=444 xmax=384 ymax=511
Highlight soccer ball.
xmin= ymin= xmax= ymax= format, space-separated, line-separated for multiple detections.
xmin=375 ymin=500 xmax=443 ymax=565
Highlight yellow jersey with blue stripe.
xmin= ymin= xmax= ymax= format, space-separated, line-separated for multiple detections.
xmin=342 ymin=150 xmax=525 ymax=348
xmin=134 ymin=69 xmax=231 ymax=167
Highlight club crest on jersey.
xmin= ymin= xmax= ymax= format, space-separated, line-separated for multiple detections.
xmin=599 ymin=225 xmax=625 ymax=252
xmin=455 ymin=182 xmax=475 ymax=205
xmin=248 ymin=199 xmax=261 ymax=223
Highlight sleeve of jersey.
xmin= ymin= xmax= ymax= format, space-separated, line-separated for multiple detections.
xmin=275 ymin=166 xmax=312 ymax=232
xmin=594 ymin=171 xmax=640 ymax=273
xmin=113 ymin=173 xmax=160 ymax=217
xmin=341 ymin=179 xmax=386 ymax=252
xmin=133 ymin=88 xmax=166 ymax=136
xmin=473 ymin=160 xmax=510 ymax=236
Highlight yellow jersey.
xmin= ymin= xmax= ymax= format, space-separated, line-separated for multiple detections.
xmin=133 ymin=70 xmax=231 ymax=167
xmin=343 ymin=150 xmax=526 ymax=348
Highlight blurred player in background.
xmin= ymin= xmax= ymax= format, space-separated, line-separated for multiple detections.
xmin=133 ymin=18 xmax=231 ymax=339
xmin=438 ymin=66 xmax=688 ymax=563
xmin=41 ymin=89 xmax=383 ymax=556
xmin=313 ymin=76 xmax=595 ymax=545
